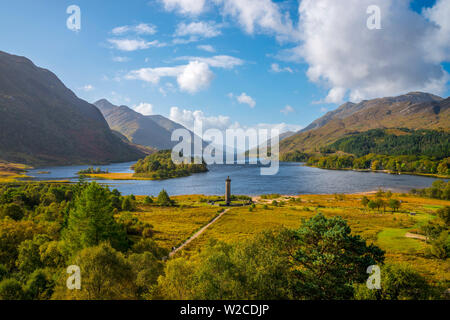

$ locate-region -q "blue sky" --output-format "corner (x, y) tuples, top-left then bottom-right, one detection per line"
(0, 0), (448, 133)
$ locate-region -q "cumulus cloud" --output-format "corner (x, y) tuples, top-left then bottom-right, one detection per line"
(197, 44), (215, 52)
(108, 39), (165, 51)
(175, 55), (244, 69)
(126, 61), (213, 93)
(422, 0), (450, 63)
(169, 107), (232, 131)
(127, 55), (243, 93)
(236, 92), (256, 108)
(159, 0), (206, 15)
(215, 0), (299, 42)
(169, 107), (302, 149)
(112, 23), (157, 35)
(280, 105), (294, 115)
(175, 21), (221, 38)
(270, 63), (293, 73)
(294, 0), (449, 103)
(177, 61), (214, 93)
(133, 103), (154, 116)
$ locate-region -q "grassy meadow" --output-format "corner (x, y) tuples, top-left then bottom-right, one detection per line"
(131, 193), (449, 287)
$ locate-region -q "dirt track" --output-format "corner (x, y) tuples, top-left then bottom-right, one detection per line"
(169, 208), (231, 257)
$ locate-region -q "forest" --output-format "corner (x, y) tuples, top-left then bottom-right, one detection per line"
(281, 129), (449, 177)
(133, 150), (208, 180)
(323, 129), (450, 158)
(0, 180), (448, 300)
(307, 154), (449, 176)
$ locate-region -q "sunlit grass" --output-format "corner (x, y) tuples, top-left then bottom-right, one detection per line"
(140, 193), (449, 285)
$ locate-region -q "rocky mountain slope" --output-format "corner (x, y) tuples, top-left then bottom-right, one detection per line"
(0, 51), (145, 166)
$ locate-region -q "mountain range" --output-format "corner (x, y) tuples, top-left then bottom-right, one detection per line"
(279, 92), (449, 154)
(0, 51), (145, 166)
(94, 99), (195, 151)
(0, 50), (448, 167)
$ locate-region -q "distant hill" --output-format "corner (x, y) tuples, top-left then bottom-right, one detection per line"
(280, 92), (449, 154)
(94, 99), (200, 151)
(246, 130), (296, 156)
(0, 51), (145, 166)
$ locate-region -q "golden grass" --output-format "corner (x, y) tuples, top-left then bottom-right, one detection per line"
(132, 197), (221, 250)
(0, 161), (31, 182)
(84, 173), (156, 180)
(136, 193), (449, 285)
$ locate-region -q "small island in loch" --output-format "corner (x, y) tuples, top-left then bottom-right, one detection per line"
(80, 150), (208, 181)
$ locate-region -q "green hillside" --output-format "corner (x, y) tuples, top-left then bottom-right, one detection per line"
(0, 51), (145, 166)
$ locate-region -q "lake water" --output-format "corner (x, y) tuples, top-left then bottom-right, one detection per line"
(25, 162), (443, 196)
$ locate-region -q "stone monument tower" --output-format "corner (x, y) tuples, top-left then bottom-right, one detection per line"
(225, 176), (231, 206)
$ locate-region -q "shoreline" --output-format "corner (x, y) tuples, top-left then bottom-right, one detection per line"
(304, 164), (449, 179)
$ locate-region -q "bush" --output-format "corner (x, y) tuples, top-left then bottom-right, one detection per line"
(144, 196), (154, 204)
(0, 278), (25, 300)
(157, 190), (174, 207)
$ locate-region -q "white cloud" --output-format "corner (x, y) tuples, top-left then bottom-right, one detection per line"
(169, 107), (301, 149)
(112, 23), (157, 35)
(159, 0), (206, 15)
(280, 105), (294, 115)
(133, 103), (154, 116)
(215, 0), (299, 42)
(423, 0), (450, 63)
(108, 39), (165, 51)
(81, 84), (94, 92)
(127, 55), (243, 93)
(112, 56), (130, 62)
(176, 55), (244, 69)
(177, 61), (214, 93)
(175, 21), (221, 38)
(169, 107), (231, 131)
(294, 0), (449, 103)
(237, 92), (256, 108)
(126, 61), (213, 93)
(197, 44), (216, 52)
(270, 63), (293, 73)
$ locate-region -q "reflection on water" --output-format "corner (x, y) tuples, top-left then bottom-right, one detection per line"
(26, 162), (442, 196)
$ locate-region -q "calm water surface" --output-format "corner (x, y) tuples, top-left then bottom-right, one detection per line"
(26, 162), (443, 196)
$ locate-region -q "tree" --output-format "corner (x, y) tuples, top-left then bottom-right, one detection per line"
(128, 252), (164, 298)
(157, 189), (173, 207)
(0, 203), (24, 221)
(388, 199), (401, 212)
(16, 235), (50, 274)
(428, 231), (449, 260)
(361, 196), (369, 208)
(121, 196), (134, 211)
(63, 182), (129, 254)
(0, 264), (8, 282)
(53, 243), (137, 300)
(144, 196), (153, 204)
(437, 206), (450, 226)
(0, 278), (25, 300)
(291, 214), (384, 299)
(368, 200), (377, 211)
(25, 269), (54, 300)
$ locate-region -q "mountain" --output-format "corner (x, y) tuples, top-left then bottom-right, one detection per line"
(280, 92), (449, 154)
(0, 51), (145, 166)
(94, 99), (199, 150)
(246, 131), (296, 156)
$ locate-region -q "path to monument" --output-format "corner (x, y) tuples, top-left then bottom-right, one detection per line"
(169, 208), (231, 257)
